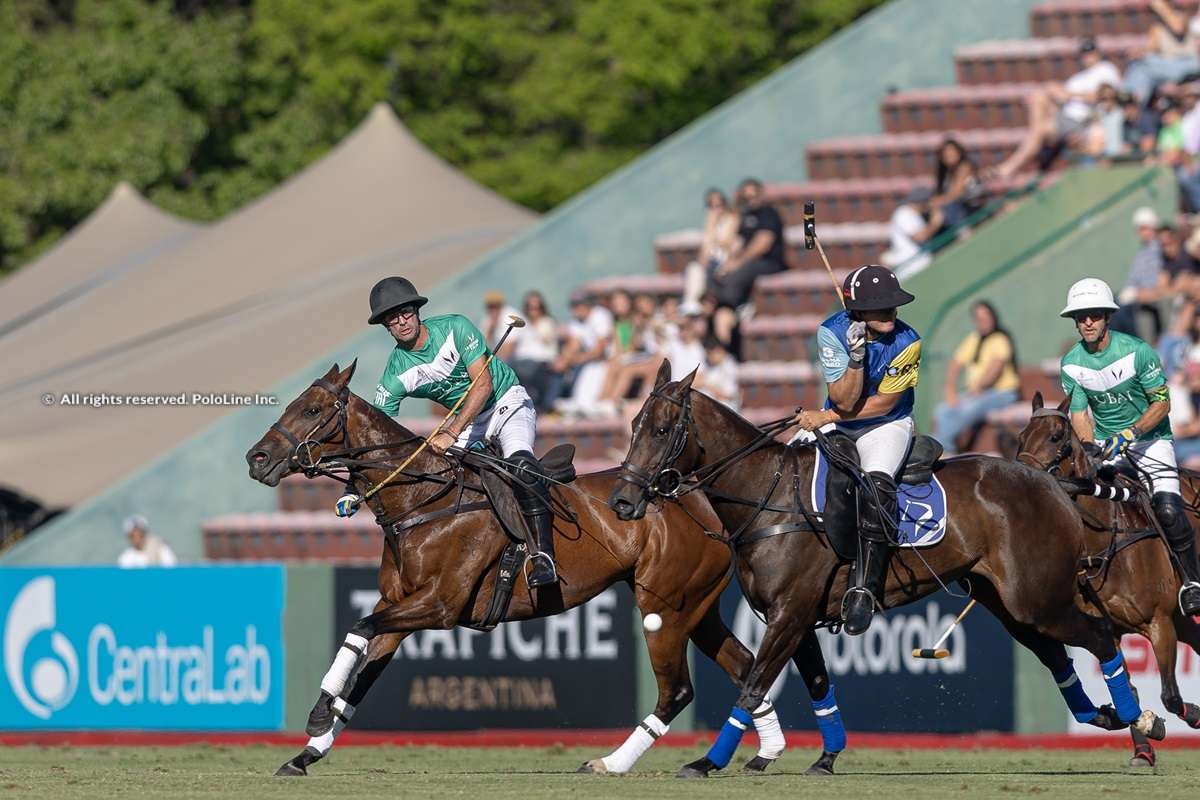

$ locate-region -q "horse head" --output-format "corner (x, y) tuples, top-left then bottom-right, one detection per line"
(609, 359), (702, 521)
(1015, 391), (1087, 477)
(246, 361), (357, 486)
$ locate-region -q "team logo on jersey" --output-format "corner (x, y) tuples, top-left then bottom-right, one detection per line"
(374, 385), (392, 407)
(879, 340), (921, 393)
(466, 334), (479, 351)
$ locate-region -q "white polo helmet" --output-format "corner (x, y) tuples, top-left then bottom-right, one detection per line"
(1060, 277), (1120, 318)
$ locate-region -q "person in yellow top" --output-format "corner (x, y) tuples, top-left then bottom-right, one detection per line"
(933, 301), (1022, 453)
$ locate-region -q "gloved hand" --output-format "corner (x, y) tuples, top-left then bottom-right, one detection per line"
(335, 493), (361, 518)
(846, 320), (867, 363)
(1099, 428), (1137, 459)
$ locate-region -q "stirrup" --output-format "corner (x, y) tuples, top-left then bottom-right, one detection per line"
(1179, 582), (1200, 616)
(525, 552), (558, 587)
(840, 586), (876, 635)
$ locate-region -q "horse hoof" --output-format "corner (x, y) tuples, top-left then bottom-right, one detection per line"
(1087, 705), (1124, 731)
(1179, 702), (1200, 729)
(804, 751), (838, 776)
(274, 759), (307, 777)
(577, 759), (608, 774)
(676, 757), (716, 778)
(305, 691), (336, 737)
(742, 755), (774, 773)
(1128, 748), (1156, 770)
(1134, 710), (1167, 742)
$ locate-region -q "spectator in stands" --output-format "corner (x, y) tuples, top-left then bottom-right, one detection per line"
(595, 291), (660, 417)
(1159, 222), (1200, 293)
(695, 335), (740, 410)
(1122, 88), (1160, 156)
(710, 178), (787, 350)
(1169, 304), (1200, 463)
(683, 189), (742, 314)
(1092, 84), (1130, 158)
(993, 38), (1122, 179)
(933, 301), (1021, 454)
(479, 290), (521, 359)
(118, 515), (177, 568)
(1111, 207), (1168, 341)
(881, 185), (942, 273)
(1123, 0), (1200, 109)
(510, 290), (561, 413)
(666, 312), (707, 381)
(932, 137), (985, 230)
(554, 291), (614, 418)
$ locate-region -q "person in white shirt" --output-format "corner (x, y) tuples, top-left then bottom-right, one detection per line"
(477, 290), (522, 360)
(1124, 0), (1200, 107)
(554, 293), (614, 417)
(881, 186), (941, 274)
(666, 314), (707, 381)
(994, 38), (1122, 179)
(117, 515), (177, 568)
(695, 336), (740, 410)
(510, 290), (562, 412)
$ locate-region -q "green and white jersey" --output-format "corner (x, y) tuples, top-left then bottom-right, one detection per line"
(374, 314), (519, 416)
(1060, 330), (1171, 441)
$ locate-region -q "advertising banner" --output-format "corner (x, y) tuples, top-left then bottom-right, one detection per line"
(333, 568), (636, 729)
(1067, 636), (1200, 736)
(694, 586), (1015, 732)
(0, 566), (285, 730)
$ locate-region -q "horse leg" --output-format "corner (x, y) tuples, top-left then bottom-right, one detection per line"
(1172, 613), (1200, 728)
(788, 628), (844, 776)
(677, 611), (809, 778)
(276, 631), (406, 776)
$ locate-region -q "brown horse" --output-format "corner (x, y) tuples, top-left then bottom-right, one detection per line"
(609, 362), (1165, 777)
(1016, 392), (1200, 759)
(245, 362), (781, 776)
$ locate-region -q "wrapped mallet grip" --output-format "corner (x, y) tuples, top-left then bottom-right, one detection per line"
(803, 201), (816, 250)
(912, 648), (951, 660)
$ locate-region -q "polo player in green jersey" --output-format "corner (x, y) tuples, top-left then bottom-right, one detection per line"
(336, 276), (558, 588)
(1059, 277), (1200, 615)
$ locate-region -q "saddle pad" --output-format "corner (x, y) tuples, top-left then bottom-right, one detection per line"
(811, 447), (948, 548)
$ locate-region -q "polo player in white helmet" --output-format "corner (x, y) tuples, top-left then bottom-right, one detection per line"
(1059, 277), (1200, 615)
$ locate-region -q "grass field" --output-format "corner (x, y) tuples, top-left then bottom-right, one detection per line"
(2, 745), (1200, 800)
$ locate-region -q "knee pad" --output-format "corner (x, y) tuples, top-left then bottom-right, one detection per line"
(1153, 491), (1187, 530)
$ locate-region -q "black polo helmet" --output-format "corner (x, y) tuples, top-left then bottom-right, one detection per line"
(841, 265), (915, 311)
(367, 276), (428, 324)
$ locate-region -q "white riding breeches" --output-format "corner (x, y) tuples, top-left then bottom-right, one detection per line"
(454, 384), (537, 458)
(840, 416), (915, 477)
(1106, 437), (1180, 497)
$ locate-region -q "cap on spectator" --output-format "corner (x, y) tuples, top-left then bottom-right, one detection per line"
(1132, 207), (1160, 229)
(123, 514), (149, 534)
(483, 290), (505, 307)
(1079, 37), (1097, 54)
(903, 185), (935, 205)
(569, 290), (591, 306)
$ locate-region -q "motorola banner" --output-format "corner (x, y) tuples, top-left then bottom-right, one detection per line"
(0, 566), (285, 730)
(694, 585), (1016, 733)
(333, 568), (636, 729)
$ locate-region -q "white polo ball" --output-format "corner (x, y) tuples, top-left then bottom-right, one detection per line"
(642, 613), (663, 632)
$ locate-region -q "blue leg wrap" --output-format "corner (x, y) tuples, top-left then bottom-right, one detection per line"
(1100, 653), (1141, 724)
(811, 685), (847, 753)
(1052, 660), (1098, 723)
(705, 706), (753, 769)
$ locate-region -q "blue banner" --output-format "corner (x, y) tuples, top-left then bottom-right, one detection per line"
(0, 566), (285, 730)
(694, 585), (1015, 733)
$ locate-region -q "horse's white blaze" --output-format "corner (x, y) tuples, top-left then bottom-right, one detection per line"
(600, 714), (668, 773)
(320, 633), (368, 696)
(753, 700), (785, 760)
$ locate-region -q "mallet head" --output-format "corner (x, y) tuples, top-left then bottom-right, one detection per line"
(507, 314), (527, 328)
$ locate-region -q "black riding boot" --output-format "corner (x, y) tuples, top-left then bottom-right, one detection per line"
(509, 451), (558, 588)
(1153, 491), (1200, 615)
(843, 471), (898, 636)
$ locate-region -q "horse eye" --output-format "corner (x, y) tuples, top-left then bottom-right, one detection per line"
(306, 406), (321, 416)
(654, 426), (669, 436)
(1050, 431), (1063, 443)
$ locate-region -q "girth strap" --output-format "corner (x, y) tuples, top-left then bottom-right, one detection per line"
(391, 500), (491, 534)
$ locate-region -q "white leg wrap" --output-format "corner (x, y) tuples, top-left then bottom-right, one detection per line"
(601, 715), (669, 774)
(752, 701), (786, 759)
(306, 716), (347, 757)
(320, 633), (369, 696)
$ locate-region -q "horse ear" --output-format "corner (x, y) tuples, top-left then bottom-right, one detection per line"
(1057, 394), (1070, 413)
(678, 366), (698, 393)
(1031, 391), (1043, 411)
(325, 363), (340, 379)
(654, 359), (672, 390)
(338, 359), (358, 385)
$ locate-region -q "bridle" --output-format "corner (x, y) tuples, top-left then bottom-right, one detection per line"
(270, 378), (351, 476)
(1016, 406), (1076, 476)
(617, 388), (700, 500)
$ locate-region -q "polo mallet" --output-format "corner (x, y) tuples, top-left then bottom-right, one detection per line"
(805, 201), (846, 309)
(912, 598), (977, 659)
(358, 313), (527, 506)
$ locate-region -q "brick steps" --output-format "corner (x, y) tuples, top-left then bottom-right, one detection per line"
(806, 128), (1026, 180)
(654, 222), (888, 275)
(955, 34), (1141, 85)
(1031, 0), (1197, 38)
(882, 83), (1037, 134)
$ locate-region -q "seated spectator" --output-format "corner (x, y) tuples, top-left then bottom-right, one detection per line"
(1122, 88), (1160, 156)
(554, 292), (614, 418)
(478, 290), (521, 359)
(993, 38), (1122, 178)
(665, 312), (707, 381)
(694, 335), (740, 410)
(683, 189), (741, 314)
(1159, 222), (1200, 299)
(595, 291), (660, 417)
(1169, 305), (1200, 462)
(932, 137), (985, 230)
(1090, 83), (1129, 158)
(1123, 0), (1200, 109)
(880, 185), (942, 273)
(1110, 207), (1168, 341)
(118, 515), (177, 568)
(933, 301), (1021, 454)
(710, 178), (787, 351)
(510, 290), (561, 413)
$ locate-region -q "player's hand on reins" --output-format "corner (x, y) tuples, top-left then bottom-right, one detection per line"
(1099, 427), (1137, 459)
(335, 493), (361, 518)
(792, 407), (834, 431)
(428, 430), (458, 455)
